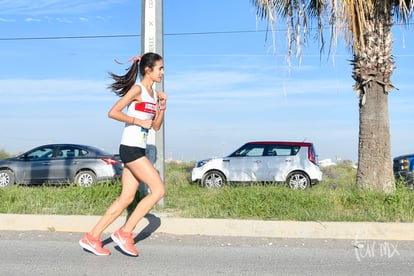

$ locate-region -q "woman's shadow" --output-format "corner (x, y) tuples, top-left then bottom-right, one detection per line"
(133, 213), (161, 242)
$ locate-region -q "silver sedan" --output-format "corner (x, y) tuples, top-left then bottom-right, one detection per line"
(0, 144), (122, 188)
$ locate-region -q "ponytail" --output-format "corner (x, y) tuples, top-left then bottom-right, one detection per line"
(108, 52), (163, 97)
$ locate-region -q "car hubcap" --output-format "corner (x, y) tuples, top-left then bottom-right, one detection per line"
(289, 174), (307, 189)
(78, 174), (93, 187)
(0, 173), (9, 187)
(205, 174), (223, 188)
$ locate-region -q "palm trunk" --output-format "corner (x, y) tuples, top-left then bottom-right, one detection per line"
(357, 81), (393, 192)
(353, 16), (395, 193)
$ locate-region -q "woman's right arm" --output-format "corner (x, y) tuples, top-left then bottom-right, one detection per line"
(108, 85), (154, 129)
(108, 85), (141, 124)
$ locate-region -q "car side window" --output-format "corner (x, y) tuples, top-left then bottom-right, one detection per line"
(26, 147), (54, 160)
(58, 148), (70, 158)
(58, 146), (86, 158)
(246, 147), (264, 157)
(267, 145), (300, 156)
(290, 146), (300, 155)
(237, 145), (265, 157)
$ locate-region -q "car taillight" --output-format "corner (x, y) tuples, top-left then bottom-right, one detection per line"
(308, 147), (317, 164)
(101, 158), (120, 165)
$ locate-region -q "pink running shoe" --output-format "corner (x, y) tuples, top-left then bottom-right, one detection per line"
(111, 228), (139, 256)
(79, 233), (110, 256)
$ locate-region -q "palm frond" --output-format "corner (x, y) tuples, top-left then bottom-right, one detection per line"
(251, 0), (325, 63)
(252, 0), (414, 58)
(393, 0), (414, 24)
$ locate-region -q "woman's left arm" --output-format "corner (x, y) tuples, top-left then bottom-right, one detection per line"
(152, 91), (167, 131)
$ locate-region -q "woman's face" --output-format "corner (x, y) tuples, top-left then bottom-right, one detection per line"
(147, 59), (164, 83)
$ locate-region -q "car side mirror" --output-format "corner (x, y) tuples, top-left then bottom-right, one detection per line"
(20, 155), (30, 160)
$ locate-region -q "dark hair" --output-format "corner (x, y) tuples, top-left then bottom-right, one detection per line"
(108, 52), (163, 97)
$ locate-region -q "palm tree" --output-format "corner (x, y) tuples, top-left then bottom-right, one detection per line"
(252, 0), (413, 192)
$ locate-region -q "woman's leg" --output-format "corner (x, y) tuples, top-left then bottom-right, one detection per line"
(122, 156), (165, 232)
(88, 167), (139, 238)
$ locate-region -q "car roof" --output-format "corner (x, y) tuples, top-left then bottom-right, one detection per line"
(30, 143), (111, 154)
(247, 141), (313, 147)
(394, 154), (414, 160)
(32, 143), (92, 149)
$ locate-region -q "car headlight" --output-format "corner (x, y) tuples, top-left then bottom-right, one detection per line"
(398, 159), (407, 164)
(196, 159), (210, 168)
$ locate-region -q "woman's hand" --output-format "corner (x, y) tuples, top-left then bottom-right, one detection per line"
(157, 91), (167, 106)
(139, 119), (153, 129)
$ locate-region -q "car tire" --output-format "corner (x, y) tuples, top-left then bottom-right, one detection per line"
(0, 170), (15, 188)
(75, 171), (97, 187)
(201, 170), (226, 189)
(286, 171), (310, 190)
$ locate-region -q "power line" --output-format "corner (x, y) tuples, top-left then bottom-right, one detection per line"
(166, 29), (269, 36)
(0, 24), (412, 41)
(0, 29), (271, 41)
(0, 34), (139, 41)
(1, 22), (412, 41)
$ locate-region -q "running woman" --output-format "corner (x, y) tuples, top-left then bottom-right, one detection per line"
(79, 52), (166, 256)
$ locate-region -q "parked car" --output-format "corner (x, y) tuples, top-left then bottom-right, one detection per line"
(0, 144), (122, 188)
(393, 154), (414, 189)
(192, 141), (322, 190)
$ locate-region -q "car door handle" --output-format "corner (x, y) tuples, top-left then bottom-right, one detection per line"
(255, 160), (262, 163)
(223, 159), (230, 162)
(42, 162), (51, 165)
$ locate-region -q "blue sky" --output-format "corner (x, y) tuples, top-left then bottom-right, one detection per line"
(0, 0), (413, 162)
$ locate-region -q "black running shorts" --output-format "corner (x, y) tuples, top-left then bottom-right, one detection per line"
(119, 145), (146, 164)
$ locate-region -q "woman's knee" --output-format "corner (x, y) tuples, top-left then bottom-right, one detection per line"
(118, 193), (136, 206)
(152, 184), (165, 200)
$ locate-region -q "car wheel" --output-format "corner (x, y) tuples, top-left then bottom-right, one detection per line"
(75, 171), (97, 187)
(201, 171), (226, 189)
(0, 170), (15, 188)
(286, 171), (310, 190)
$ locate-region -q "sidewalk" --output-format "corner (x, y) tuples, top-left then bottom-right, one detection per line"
(1, 213), (414, 241)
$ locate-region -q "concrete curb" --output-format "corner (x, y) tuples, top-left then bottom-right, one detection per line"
(1, 214), (413, 241)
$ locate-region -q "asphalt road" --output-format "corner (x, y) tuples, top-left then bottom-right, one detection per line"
(1, 231), (414, 276)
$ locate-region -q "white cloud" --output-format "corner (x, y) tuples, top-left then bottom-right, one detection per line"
(167, 68), (352, 106)
(0, 78), (111, 103)
(0, 17), (15, 22)
(0, 0), (128, 15)
(55, 17), (73, 24)
(25, 17), (41, 22)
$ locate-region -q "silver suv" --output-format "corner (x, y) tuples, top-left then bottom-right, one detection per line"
(191, 141), (322, 189)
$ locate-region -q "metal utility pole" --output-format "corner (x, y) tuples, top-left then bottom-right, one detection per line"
(141, 0), (165, 205)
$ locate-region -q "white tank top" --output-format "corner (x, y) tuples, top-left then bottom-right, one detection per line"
(120, 83), (156, 148)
